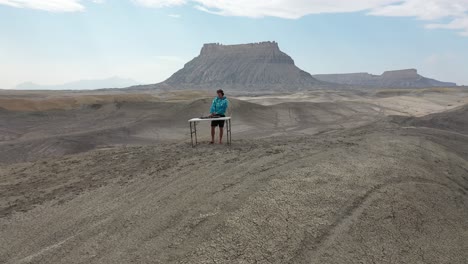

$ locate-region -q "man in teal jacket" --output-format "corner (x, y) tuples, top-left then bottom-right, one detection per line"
(209, 89), (229, 144)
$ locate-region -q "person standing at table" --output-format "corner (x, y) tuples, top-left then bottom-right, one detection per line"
(209, 89), (229, 144)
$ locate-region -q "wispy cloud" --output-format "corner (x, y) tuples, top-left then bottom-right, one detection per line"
(131, 0), (186, 8)
(191, 0), (396, 19)
(426, 16), (468, 36)
(370, 0), (468, 20)
(0, 0), (85, 12)
(133, 0), (468, 36)
(1, 0), (468, 36)
(369, 0), (468, 36)
(168, 13), (181, 18)
(0, 0), (103, 12)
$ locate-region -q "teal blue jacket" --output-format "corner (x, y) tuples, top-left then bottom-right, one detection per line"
(210, 96), (228, 115)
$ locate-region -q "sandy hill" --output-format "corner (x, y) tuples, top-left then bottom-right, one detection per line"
(134, 42), (326, 91)
(314, 69), (457, 88)
(0, 119), (467, 263)
(1, 90), (468, 263)
(395, 104), (468, 134)
(2, 88), (468, 164)
(0, 97), (383, 164)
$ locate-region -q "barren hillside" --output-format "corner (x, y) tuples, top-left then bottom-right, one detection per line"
(0, 90), (467, 263)
(135, 42), (326, 91)
(0, 118), (467, 263)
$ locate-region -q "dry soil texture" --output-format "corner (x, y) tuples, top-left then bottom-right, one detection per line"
(0, 88), (467, 263)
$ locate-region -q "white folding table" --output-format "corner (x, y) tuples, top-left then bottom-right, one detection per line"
(188, 117), (232, 147)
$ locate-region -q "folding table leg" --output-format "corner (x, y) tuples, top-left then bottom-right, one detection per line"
(190, 122), (194, 147)
(227, 119), (232, 146)
(194, 122), (198, 145)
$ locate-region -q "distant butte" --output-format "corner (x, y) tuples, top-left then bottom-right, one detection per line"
(313, 69), (456, 88)
(155, 41), (326, 91)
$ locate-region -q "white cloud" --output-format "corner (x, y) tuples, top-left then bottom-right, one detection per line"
(369, 0), (468, 36)
(2, 0), (468, 36)
(168, 13), (181, 18)
(369, 0), (468, 20)
(427, 16), (468, 36)
(132, 0), (468, 36)
(0, 0), (103, 12)
(132, 0), (186, 8)
(191, 0), (396, 19)
(0, 0), (84, 12)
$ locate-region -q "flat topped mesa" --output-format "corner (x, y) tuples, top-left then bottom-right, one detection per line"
(202, 41), (279, 49)
(200, 41), (280, 56)
(162, 41), (324, 91)
(381, 69), (419, 79)
(313, 68), (456, 88)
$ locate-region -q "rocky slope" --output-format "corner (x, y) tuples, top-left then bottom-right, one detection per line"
(395, 104), (468, 134)
(1, 120), (467, 263)
(137, 42), (326, 91)
(1, 91), (468, 263)
(0, 98), (383, 164)
(314, 69), (457, 88)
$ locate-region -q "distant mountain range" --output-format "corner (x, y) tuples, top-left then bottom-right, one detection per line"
(15, 77), (140, 90)
(313, 69), (456, 88)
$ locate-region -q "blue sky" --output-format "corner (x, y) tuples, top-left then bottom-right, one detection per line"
(1, 0), (468, 89)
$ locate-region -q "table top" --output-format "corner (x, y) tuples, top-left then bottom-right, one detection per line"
(189, 117), (231, 122)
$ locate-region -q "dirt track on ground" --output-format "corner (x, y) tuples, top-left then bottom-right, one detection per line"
(0, 89), (467, 263)
(0, 121), (467, 263)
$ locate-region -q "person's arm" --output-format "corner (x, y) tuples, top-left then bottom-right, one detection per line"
(210, 99), (216, 115)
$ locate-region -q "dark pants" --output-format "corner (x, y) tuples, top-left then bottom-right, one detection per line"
(211, 115), (225, 127)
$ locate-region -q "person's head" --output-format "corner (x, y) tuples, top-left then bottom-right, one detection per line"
(216, 89), (224, 98)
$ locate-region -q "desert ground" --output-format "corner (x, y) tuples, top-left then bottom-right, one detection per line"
(0, 87), (468, 263)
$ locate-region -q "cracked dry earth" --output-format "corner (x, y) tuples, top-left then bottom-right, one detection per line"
(0, 121), (467, 263)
